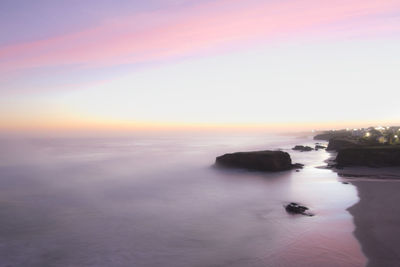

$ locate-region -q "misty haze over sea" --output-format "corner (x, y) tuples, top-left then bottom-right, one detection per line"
(1, 0), (399, 265)
(0, 133), (366, 267)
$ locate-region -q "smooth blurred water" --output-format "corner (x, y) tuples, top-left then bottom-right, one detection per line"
(0, 133), (366, 267)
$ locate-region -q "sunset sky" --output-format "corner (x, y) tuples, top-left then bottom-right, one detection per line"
(1, 0), (399, 134)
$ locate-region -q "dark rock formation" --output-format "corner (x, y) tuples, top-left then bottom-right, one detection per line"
(292, 145), (313, 152)
(215, 150), (299, 172)
(315, 144), (326, 150)
(336, 146), (400, 167)
(326, 139), (360, 151)
(285, 202), (313, 216)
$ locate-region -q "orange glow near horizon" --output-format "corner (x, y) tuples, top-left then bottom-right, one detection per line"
(1, 114), (398, 137)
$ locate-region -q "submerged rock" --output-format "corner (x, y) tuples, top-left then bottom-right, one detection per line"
(292, 145), (313, 152)
(215, 150), (299, 172)
(285, 202), (313, 216)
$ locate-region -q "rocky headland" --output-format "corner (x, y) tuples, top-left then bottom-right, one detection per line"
(313, 130), (353, 141)
(326, 139), (360, 151)
(336, 146), (400, 168)
(316, 126), (400, 167)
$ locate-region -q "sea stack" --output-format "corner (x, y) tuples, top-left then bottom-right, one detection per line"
(215, 150), (297, 172)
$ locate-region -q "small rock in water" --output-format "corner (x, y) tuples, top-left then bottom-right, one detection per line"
(285, 202), (314, 216)
(292, 163), (304, 169)
(315, 145), (327, 150)
(292, 145), (313, 152)
(342, 181), (349, 184)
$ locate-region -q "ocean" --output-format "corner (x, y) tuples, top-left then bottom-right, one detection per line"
(0, 133), (366, 266)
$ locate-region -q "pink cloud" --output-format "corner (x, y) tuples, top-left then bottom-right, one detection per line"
(1, 0), (399, 72)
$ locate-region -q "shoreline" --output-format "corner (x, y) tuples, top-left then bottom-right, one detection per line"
(314, 128), (400, 266)
(346, 173), (400, 267)
(313, 135), (400, 266)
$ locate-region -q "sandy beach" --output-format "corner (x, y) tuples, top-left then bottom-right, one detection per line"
(347, 173), (400, 267)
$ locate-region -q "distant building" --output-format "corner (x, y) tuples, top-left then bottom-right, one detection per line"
(377, 136), (387, 144)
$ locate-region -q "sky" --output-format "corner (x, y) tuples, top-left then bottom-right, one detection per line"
(1, 0), (400, 134)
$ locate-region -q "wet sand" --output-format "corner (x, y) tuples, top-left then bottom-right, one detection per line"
(347, 171), (400, 267)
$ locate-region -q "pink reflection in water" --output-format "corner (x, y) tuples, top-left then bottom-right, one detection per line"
(0, 134), (366, 266)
